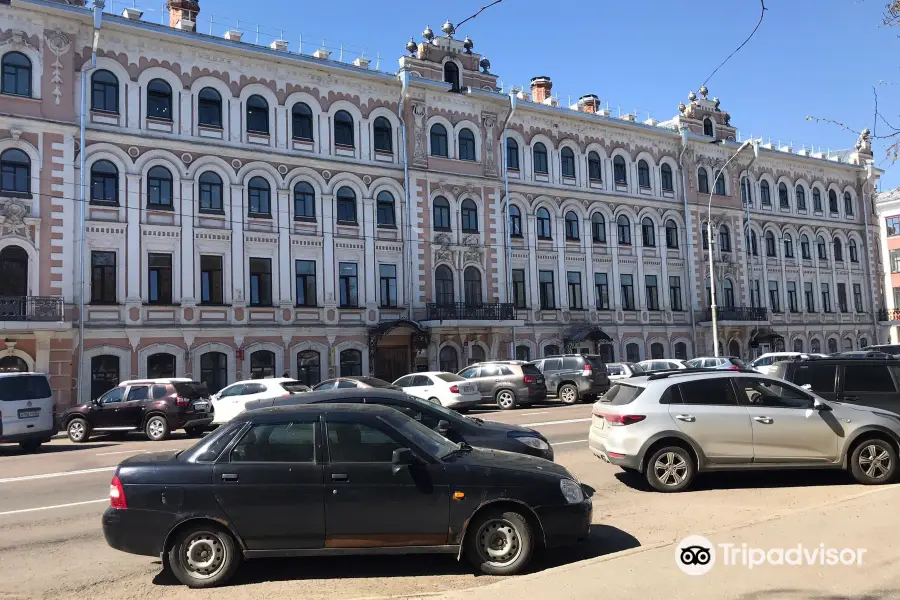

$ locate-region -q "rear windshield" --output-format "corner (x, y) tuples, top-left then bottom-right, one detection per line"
(521, 364), (542, 376)
(0, 375), (52, 401)
(599, 383), (643, 405)
(436, 373), (465, 383)
(281, 381), (309, 394)
(729, 358), (748, 368)
(584, 356), (607, 370)
(172, 381), (209, 399)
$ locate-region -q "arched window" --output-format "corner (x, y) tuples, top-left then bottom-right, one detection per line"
(536, 207), (552, 239)
(617, 215), (631, 245)
(0, 148), (30, 194)
(376, 190), (395, 226)
(698, 167), (709, 194)
(544, 345), (560, 357)
(793, 339), (804, 353)
(833, 238), (843, 261)
(661, 163), (673, 191)
(701, 222), (709, 250)
(626, 343), (640, 362)
(296, 350), (321, 387)
(147, 165), (173, 208)
(650, 342), (665, 360)
(458, 128), (476, 161)
(470, 345), (486, 364)
(247, 176), (271, 216)
(336, 186), (357, 223)
(638, 160), (651, 188)
(723, 279), (735, 308)
(90, 160), (118, 205)
(245, 95), (269, 134)
(334, 110), (354, 147)
(703, 117), (713, 137)
(591, 213), (606, 243)
(430, 124), (449, 157)
(783, 233), (794, 258)
(90, 355), (119, 399)
(661, 220), (677, 249)
(813, 188), (823, 211)
(91, 70), (119, 113)
(249, 350), (276, 379)
(760, 180), (771, 206)
(292, 102), (314, 141)
(674, 342), (687, 360)
(373, 116), (393, 153)
(801, 234), (811, 259)
(197, 87), (222, 128)
(200, 352), (227, 394)
(533, 142), (549, 174)
(146, 78), (172, 120)
(293, 181), (315, 219)
(849, 239), (859, 263)
(811, 338), (822, 353)
(147, 353), (176, 379)
(509, 205), (522, 236)
(198, 171), (223, 213)
(588, 151), (603, 182)
(796, 185), (806, 210)
(515, 345), (531, 362)
(443, 61), (460, 91)
(439, 346), (459, 373)
(827, 338), (838, 354)
(843, 338), (853, 352)
(817, 235), (827, 260)
(561, 147), (576, 178)
(506, 138), (519, 170)
(463, 267), (482, 305)
(741, 177), (752, 206)
(1, 51), (31, 96)
(765, 230), (776, 257)
(641, 217), (656, 247)
(613, 156), (627, 184)
(565, 211), (579, 240)
(860, 337), (869, 349)
(844, 192), (854, 215)
(340, 349), (363, 377)
(778, 182), (789, 208)
(714, 170), (726, 196)
(0, 245), (27, 298)
(749, 230), (758, 256)
(433, 196), (451, 230)
(461, 199), (479, 233)
(828, 189), (838, 213)
(719, 225), (731, 252)
(435, 265), (455, 305)
(729, 340), (741, 358)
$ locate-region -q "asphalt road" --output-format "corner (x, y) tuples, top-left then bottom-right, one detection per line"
(0, 400), (893, 600)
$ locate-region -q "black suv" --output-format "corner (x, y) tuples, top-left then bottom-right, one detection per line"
(529, 354), (610, 404)
(772, 357), (900, 413)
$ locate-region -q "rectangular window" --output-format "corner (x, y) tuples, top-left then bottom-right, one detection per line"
(595, 273), (610, 310)
(677, 378), (738, 406)
(787, 281), (798, 313)
(538, 270), (555, 309)
(887, 216), (900, 237)
(249, 258), (272, 306)
(90, 251), (117, 304)
(147, 253), (173, 305)
(891, 250), (900, 273)
(768, 280), (780, 313)
(512, 269), (527, 309)
(645, 275), (659, 310)
(894, 287), (900, 309)
(804, 281), (814, 312)
(750, 280), (761, 308)
(821, 283), (831, 313)
(621, 274), (635, 310)
(853, 283), (863, 313)
(200, 255), (223, 304)
(567, 272), (582, 310)
(837, 282), (848, 313)
(295, 260), (316, 307)
(379, 264), (398, 308)
(669, 276), (682, 311)
(339, 262), (359, 308)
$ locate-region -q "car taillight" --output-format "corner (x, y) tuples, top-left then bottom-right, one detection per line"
(175, 396), (189, 407)
(449, 385), (459, 393)
(109, 475), (127, 509)
(603, 414), (646, 426)
(727, 366), (740, 371)
(582, 363), (592, 376)
(524, 375), (536, 384)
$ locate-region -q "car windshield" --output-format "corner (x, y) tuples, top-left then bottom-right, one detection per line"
(280, 381), (309, 393)
(436, 373), (465, 383)
(379, 410), (457, 458)
(356, 377), (397, 388)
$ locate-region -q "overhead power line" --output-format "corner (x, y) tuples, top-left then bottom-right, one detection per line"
(699, 0), (767, 89)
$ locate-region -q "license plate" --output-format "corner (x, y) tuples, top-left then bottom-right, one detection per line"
(462, 385), (475, 394)
(18, 408), (40, 419)
(192, 402), (209, 411)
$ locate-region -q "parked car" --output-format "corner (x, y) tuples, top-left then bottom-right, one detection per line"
(102, 402), (591, 588)
(60, 379), (213, 443)
(863, 344), (900, 355)
(684, 356), (748, 370)
(245, 388), (555, 460)
(392, 372), (481, 410)
(770, 355), (900, 413)
(529, 354), (610, 404)
(211, 378), (309, 425)
(312, 376), (399, 391)
(606, 362), (645, 381)
(457, 361), (547, 410)
(748, 353), (828, 375)
(637, 359), (687, 373)
(589, 369), (900, 492)
(0, 372), (56, 453)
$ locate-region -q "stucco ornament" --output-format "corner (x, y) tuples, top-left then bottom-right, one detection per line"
(412, 102), (427, 164)
(44, 29), (71, 105)
(482, 114), (496, 174)
(1, 199), (30, 240)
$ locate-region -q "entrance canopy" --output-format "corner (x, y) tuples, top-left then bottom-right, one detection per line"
(564, 325), (613, 354)
(750, 329), (785, 348)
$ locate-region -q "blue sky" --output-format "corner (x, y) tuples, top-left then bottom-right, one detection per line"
(127, 0), (900, 187)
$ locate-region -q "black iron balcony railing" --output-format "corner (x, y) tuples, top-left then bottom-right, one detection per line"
(700, 306), (769, 322)
(878, 308), (900, 322)
(426, 302), (517, 321)
(0, 296), (65, 321)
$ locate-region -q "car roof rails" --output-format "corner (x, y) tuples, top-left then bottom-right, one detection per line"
(646, 367), (757, 380)
(793, 352), (898, 361)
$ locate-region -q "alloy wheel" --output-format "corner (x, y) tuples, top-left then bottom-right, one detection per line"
(496, 391), (514, 409)
(68, 421), (85, 441)
(858, 444), (892, 480)
(147, 418), (165, 440)
(654, 451), (688, 487)
(560, 386), (577, 404)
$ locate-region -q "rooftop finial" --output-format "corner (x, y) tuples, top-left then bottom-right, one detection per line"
(422, 25), (434, 42)
(463, 35), (473, 53)
(405, 38), (417, 56)
(699, 85), (709, 99)
(441, 19), (456, 37)
(688, 90), (696, 102)
(479, 56), (491, 73)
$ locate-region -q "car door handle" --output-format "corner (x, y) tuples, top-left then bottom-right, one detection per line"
(844, 396), (859, 402)
(221, 473), (239, 482)
(331, 473), (349, 482)
(753, 416), (774, 424)
(674, 414), (695, 422)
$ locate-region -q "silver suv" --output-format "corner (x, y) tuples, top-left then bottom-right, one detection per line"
(589, 370), (900, 492)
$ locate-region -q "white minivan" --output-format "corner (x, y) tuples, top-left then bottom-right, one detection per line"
(0, 372), (56, 452)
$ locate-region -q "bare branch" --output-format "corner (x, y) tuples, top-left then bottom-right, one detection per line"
(805, 115), (862, 135)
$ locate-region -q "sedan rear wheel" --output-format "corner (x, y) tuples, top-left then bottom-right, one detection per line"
(466, 509), (533, 575)
(559, 384), (579, 405)
(495, 389), (517, 410)
(168, 524), (240, 588)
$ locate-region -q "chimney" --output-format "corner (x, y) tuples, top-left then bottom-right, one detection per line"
(353, 56), (370, 69)
(122, 7), (144, 20)
(270, 39), (288, 52)
(530, 76), (552, 104)
(313, 48), (331, 60)
(224, 30), (243, 42)
(167, 0), (199, 32)
(578, 94), (599, 114)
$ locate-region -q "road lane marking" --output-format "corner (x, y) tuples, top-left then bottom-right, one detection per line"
(0, 466), (115, 484)
(521, 417), (591, 427)
(0, 499), (107, 516)
(552, 439), (588, 445)
(517, 410), (552, 416)
(95, 447), (180, 456)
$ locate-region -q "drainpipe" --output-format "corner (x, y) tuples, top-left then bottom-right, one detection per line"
(397, 69), (416, 356)
(678, 127), (697, 356)
(500, 91), (517, 360)
(77, 0), (104, 403)
(861, 162), (878, 344)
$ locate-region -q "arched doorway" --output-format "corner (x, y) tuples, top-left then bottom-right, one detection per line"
(728, 340), (741, 358)
(368, 319), (429, 381)
(0, 355), (28, 372)
(0, 246), (28, 320)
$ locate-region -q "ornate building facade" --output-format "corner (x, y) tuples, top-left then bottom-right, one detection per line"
(0, 0), (883, 406)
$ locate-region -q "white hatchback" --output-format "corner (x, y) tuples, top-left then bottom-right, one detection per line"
(749, 353), (828, 375)
(211, 378), (309, 424)
(392, 372), (482, 410)
(0, 372), (56, 452)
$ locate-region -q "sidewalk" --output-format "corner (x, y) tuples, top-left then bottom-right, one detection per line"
(432, 485), (900, 600)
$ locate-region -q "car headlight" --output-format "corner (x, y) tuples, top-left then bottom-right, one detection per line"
(515, 436), (550, 451)
(559, 479), (584, 504)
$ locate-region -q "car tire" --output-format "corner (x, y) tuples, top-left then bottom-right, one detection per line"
(645, 446), (695, 493)
(184, 426), (205, 438)
(495, 389), (517, 410)
(849, 438), (898, 485)
(167, 523), (241, 588)
(67, 417), (91, 443)
(466, 508), (534, 575)
(18, 440), (42, 453)
(145, 415), (170, 441)
(559, 384), (579, 405)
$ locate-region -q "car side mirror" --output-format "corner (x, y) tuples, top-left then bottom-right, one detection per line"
(436, 420), (450, 436)
(92, 398), (102, 407)
(391, 448), (416, 473)
(801, 384), (813, 391)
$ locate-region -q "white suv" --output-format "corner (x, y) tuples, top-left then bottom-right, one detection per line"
(589, 370), (900, 492)
(211, 378), (309, 424)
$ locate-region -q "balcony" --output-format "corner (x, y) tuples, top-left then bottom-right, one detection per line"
(422, 302), (522, 328)
(697, 306), (769, 325)
(878, 308), (900, 324)
(0, 296), (68, 329)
